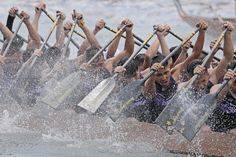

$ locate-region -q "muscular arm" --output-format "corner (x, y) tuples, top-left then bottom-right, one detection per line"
(0, 22), (13, 41)
(171, 31), (205, 81)
(157, 34), (171, 65)
(24, 19), (41, 49)
(106, 34), (122, 59)
(54, 20), (65, 49)
(80, 25), (100, 49)
(104, 28), (134, 72)
(145, 39), (160, 59)
(173, 49), (187, 67)
(143, 76), (156, 99)
(77, 27), (103, 56)
(209, 31), (234, 84)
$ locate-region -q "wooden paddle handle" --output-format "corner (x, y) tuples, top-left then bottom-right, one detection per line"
(168, 30), (221, 61)
(42, 9), (85, 39)
(104, 25), (149, 50)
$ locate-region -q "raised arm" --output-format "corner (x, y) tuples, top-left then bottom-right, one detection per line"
(153, 24), (171, 65)
(31, 2), (45, 33)
(6, 7), (18, 33)
(0, 22), (13, 41)
(171, 20), (208, 81)
(54, 11), (68, 49)
(73, 10), (101, 49)
(105, 19), (134, 69)
(20, 11), (41, 49)
(78, 19), (105, 56)
(209, 22), (234, 84)
(106, 23), (125, 59)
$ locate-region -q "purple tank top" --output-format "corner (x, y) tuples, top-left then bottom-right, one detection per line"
(132, 77), (177, 108)
(219, 93), (236, 114)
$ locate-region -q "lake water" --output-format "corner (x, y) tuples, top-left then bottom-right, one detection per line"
(0, 0), (235, 157)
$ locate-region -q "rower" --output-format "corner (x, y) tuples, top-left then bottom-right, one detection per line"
(0, 7), (24, 81)
(96, 56), (144, 116)
(58, 10), (135, 111)
(171, 20), (208, 83)
(207, 61), (236, 133)
(125, 24), (178, 123)
(178, 21), (234, 101)
(22, 2), (44, 62)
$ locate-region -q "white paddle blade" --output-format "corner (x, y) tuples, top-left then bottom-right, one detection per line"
(77, 77), (116, 113)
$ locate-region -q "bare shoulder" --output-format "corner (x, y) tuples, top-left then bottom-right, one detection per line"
(210, 84), (221, 93)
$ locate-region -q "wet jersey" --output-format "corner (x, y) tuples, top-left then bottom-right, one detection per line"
(126, 77), (178, 123)
(207, 92), (236, 132)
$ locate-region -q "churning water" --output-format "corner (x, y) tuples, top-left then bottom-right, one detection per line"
(0, 0), (235, 156)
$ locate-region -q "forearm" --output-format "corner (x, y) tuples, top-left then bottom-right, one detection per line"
(54, 20), (66, 49)
(173, 50), (187, 66)
(32, 12), (41, 32)
(223, 32), (234, 61)
(106, 35), (122, 59)
(145, 39), (160, 59)
(209, 32), (234, 84)
(143, 77), (156, 99)
(123, 30), (134, 56)
(158, 35), (171, 64)
(0, 22), (13, 41)
(80, 25), (100, 49)
(25, 20), (41, 46)
(192, 31), (205, 57)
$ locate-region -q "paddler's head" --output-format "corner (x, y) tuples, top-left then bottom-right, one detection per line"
(226, 61), (236, 98)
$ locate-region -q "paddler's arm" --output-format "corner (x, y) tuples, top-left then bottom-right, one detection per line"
(0, 22), (13, 42)
(20, 11), (41, 49)
(209, 22), (234, 85)
(154, 24), (172, 66)
(54, 11), (68, 49)
(210, 69), (236, 102)
(171, 20), (208, 81)
(104, 19), (134, 73)
(5, 7), (17, 38)
(143, 63), (163, 99)
(73, 10), (101, 50)
(107, 22), (125, 59)
(78, 19), (106, 56)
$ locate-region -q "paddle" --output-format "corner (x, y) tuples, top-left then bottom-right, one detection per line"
(77, 30), (157, 113)
(9, 16), (59, 105)
(106, 28), (200, 122)
(42, 8), (83, 49)
(1, 15), (24, 56)
(104, 25), (149, 50)
(39, 25), (127, 109)
(175, 66), (236, 141)
(155, 28), (227, 135)
(15, 13), (51, 48)
(168, 30), (222, 61)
